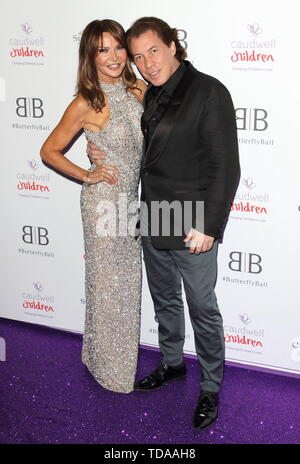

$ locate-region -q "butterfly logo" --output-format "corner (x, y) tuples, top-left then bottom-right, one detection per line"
(239, 313), (251, 325)
(27, 160), (39, 170)
(33, 282), (43, 292)
(242, 177), (256, 190)
(247, 23), (262, 36)
(21, 23), (33, 34)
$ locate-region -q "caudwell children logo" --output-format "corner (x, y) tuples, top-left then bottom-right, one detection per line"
(16, 159), (50, 197)
(22, 282), (56, 315)
(224, 314), (265, 354)
(9, 23), (45, 64)
(230, 177), (270, 222)
(231, 23), (276, 71)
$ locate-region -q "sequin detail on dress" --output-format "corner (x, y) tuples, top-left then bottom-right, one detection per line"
(80, 80), (143, 393)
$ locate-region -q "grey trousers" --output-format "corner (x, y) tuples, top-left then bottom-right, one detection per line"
(142, 236), (225, 393)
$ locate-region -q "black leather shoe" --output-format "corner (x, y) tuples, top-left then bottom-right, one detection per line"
(192, 391), (218, 430)
(134, 361), (187, 391)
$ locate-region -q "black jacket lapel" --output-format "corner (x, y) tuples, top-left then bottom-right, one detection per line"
(142, 65), (196, 170)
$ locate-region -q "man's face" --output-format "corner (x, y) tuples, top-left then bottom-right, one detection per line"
(130, 29), (179, 86)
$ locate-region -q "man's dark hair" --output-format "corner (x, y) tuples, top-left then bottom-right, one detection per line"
(126, 17), (187, 62)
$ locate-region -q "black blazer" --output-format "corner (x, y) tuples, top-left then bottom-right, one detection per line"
(141, 60), (240, 249)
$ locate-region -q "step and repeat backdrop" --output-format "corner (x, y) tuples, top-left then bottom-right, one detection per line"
(1, 0), (299, 376)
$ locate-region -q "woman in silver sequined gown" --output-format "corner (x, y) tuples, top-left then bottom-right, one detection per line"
(81, 79), (143, 393)
(41, 20), (146, 393)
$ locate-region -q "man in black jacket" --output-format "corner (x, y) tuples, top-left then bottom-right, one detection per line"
(89, 17), (240, 431)
(128, 17), (240, 431)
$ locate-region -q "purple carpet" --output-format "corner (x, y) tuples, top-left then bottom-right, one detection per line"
(0, 317), (299, 444)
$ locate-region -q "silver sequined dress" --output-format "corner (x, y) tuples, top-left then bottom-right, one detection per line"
(80, 80), (143, 393)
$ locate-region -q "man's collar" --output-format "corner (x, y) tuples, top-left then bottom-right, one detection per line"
(145, 61), (187, 101)
(150, 61), (187, 97)
(161, 60), (187, 96)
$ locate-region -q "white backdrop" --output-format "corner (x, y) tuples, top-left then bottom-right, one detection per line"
(1, 0), (300, 376)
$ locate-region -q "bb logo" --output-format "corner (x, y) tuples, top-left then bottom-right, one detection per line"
(22, 226), (49, 246)
(228, 251), (262, 274)
(16, 98), (44, 118)
(177, 29), (188, 50)
(235, 108), (268, 131)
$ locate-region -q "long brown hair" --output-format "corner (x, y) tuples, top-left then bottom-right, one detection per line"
(126, 17), (187, 62)
(76, 19), (137, 112)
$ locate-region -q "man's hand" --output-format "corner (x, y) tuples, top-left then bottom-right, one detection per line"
(87, 141), (106, 164)
(184, 229), (214, 254)
(84, 164), (120, 185)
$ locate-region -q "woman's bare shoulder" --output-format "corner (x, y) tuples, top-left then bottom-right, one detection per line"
(67, 94), (90, 114)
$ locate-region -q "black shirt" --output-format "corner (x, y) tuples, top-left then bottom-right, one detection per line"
(141, 61), (187, 149)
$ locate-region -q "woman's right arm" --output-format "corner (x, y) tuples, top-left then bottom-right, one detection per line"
(40, 96), (91, 182)
(40, 96), (120, 184)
